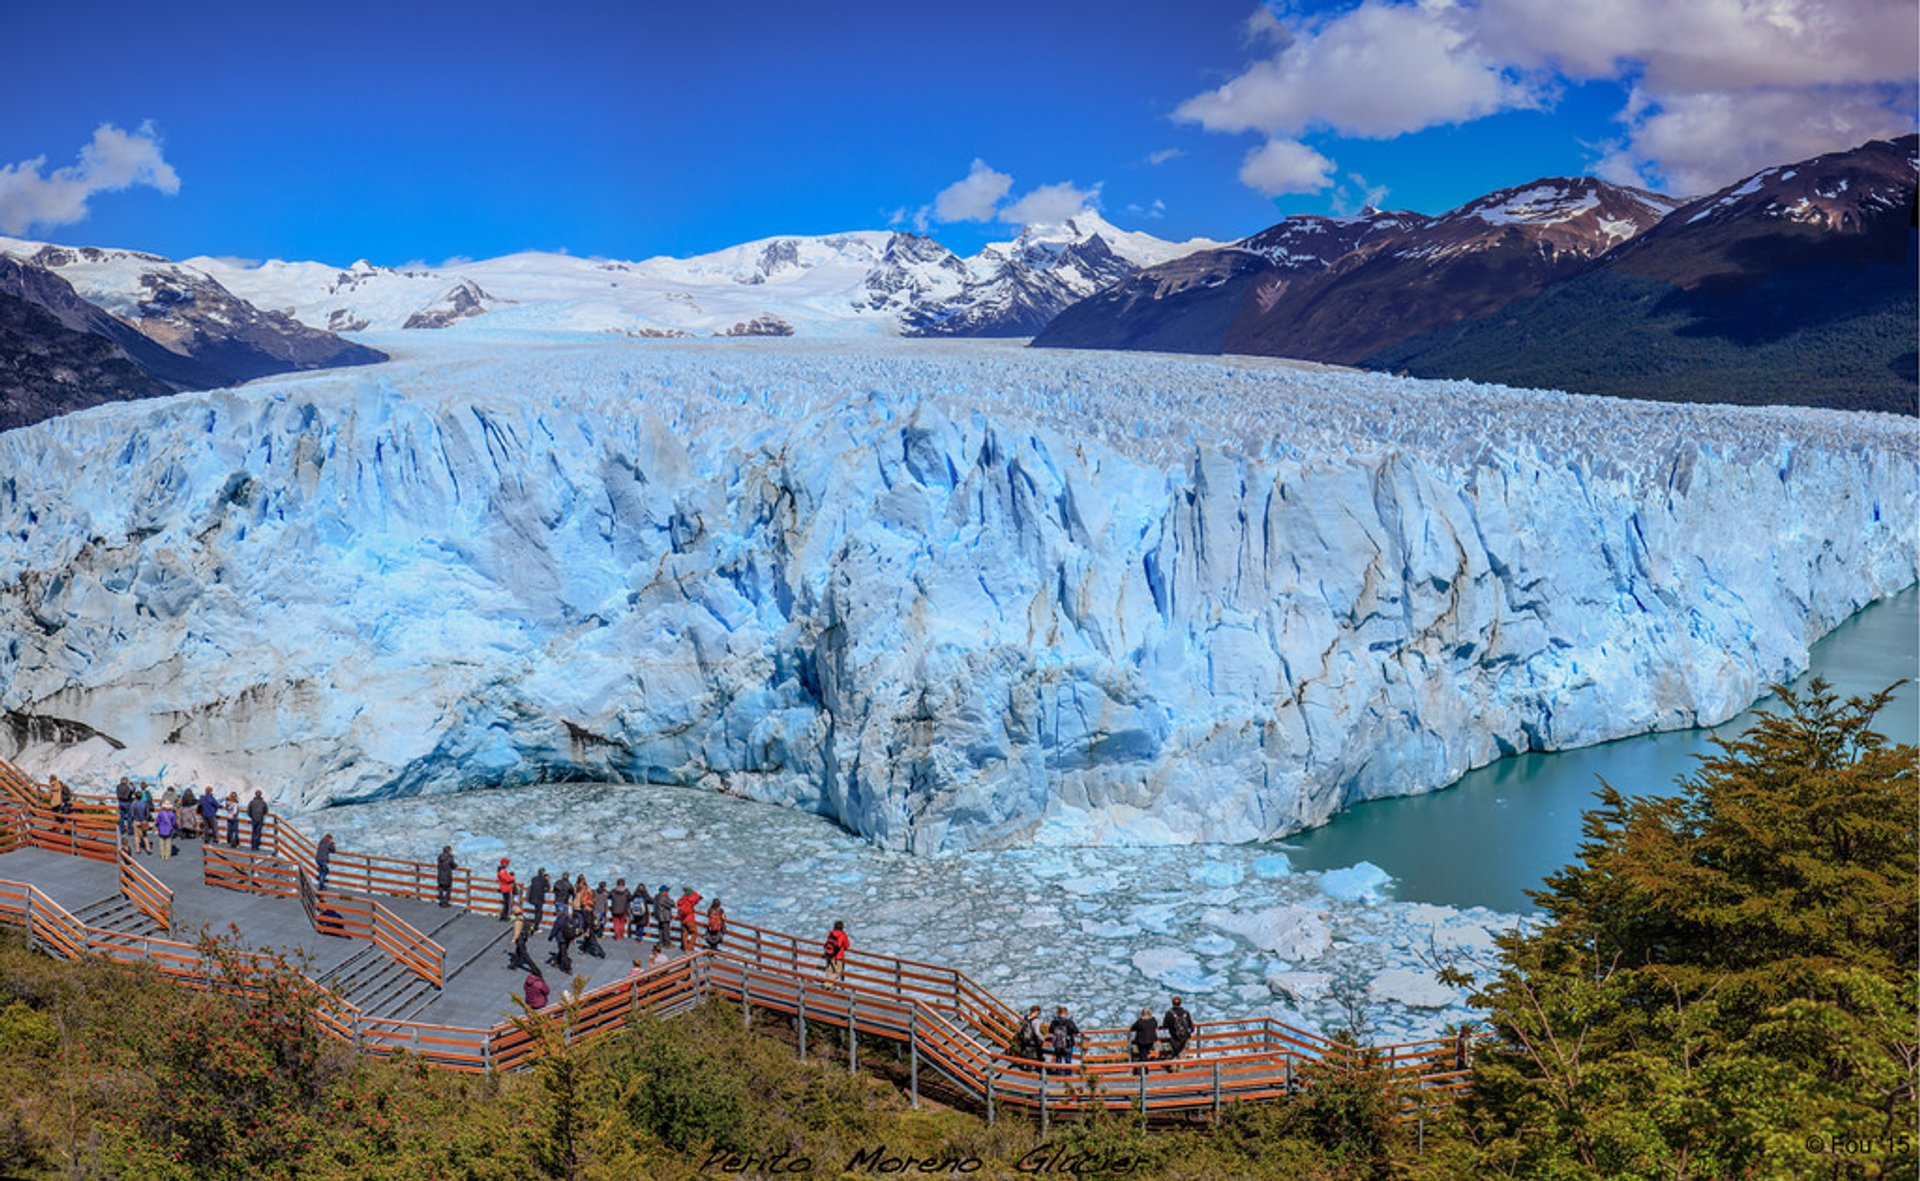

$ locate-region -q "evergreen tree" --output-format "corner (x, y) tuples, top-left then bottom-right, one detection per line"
(1455, 681), (1917, 1179)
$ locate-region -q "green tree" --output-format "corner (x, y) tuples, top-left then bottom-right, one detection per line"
(1455, 680), (1918, 1180)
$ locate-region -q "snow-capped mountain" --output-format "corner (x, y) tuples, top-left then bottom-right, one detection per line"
(0, 241), (385, 431)
(1035, 179), (1681, 360)
(188, 213), (1219, 340)
(1371, 134), (1919, 413)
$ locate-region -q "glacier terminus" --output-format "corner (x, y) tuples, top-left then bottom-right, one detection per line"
(1, 335), (1913, 854)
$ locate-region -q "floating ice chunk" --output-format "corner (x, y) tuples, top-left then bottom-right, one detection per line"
(1265, 970), (1332, 1005)
(828, 870), (866, 885)
(1203, 904), (1331, 960)
(1058, 874), (1113, 897)
(1129, 903), (1179, 933)
(1191, 934), (1236, 956)
(1250, 853), (1293, 879)
(1318, 861), (1392, 903)
(1189, 861), (1245, 888)
(657, 827), (689, 841)
(1080, 919), (1141, 939)
(1131, 948), (1223, 994)
(1368, 967), (1463, 1009)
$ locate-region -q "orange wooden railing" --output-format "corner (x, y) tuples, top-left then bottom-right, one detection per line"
(0, 755), (1481, 1114)
(117, 844), (173, 932)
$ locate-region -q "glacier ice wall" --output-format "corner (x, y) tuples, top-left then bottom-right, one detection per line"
(2, 338), (1914, 852)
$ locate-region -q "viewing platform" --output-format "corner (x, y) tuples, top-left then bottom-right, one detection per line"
(0, 757), (1472, 1126)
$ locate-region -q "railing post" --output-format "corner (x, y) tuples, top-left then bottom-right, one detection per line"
(1417, 1113), (1425, 1154)
(1138, 1062), (1147, 1113)
(742, 968), (752, 1028)
(986, 1067), (996, 1125)
(797, 982), (808, 1060)
(908, 1009), (920, 1109)
(848, 993), (857, 1075)
(1211, 1061), (1222, 1123)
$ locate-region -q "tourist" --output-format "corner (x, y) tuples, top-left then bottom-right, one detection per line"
(1048, 1006), (1079, 1070)
(315, 833), (336, 890)
(676, 886), (703, 952)
(822, 919), (850, 985)
(436, 846), (457, 907)
(651, 885), (673, 952)
(523, 966), (550, 1010)
(1453, 1027), (1471, 1073)
(579, 909), (606, 960)
(704, 899), (727, 951)
(573, 877), (596, 932)
(593, 880), (611, 936)
(627, 955), (648, 977)
(197, 787), (219, 842)
(526, 868), (550, 928)
(608, 879), (632, 941)
(130, 787), (153, 855)
(246, 790), (268, 849)
(175, 788), (197, 841)
(496, 858), (517, 921)
(221, 792), (240, 847)
(546, 907), (575, 974)
(1129, 1008), (1159, 1064)
(51, 777), (72, 836)
(507, 913), (537, 973)
(155, 799), (177, 859)
(1017, 1005), (1046, 1062)
(1161, 996), (1194, 1061)
(115, 777), (134, 842)
(552, 873), (573, 923)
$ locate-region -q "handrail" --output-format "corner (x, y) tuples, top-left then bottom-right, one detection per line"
(0, 756), (1479, 1106)
(117, 844), (173, 931)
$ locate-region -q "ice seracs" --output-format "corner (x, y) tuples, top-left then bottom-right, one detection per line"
(0, 336), (1911, 856)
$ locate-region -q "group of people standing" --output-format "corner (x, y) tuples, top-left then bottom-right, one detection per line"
(106, 778), (271, 858)
(497, 860), (743, 1007)
(1016, 996), (1198, 1071)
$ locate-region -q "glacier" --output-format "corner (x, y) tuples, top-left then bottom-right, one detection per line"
(1, 335), (1914, 853)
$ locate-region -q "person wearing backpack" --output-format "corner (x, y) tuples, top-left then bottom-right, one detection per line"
(1016, 1005), (1046, 1062)
(1162, 996), (1195, 1061)
(703, 899), (727, 950)
(115, 777), (134, 842)
(1048, 1006), (1080, 1070)
(822, 920), (850, 984)
(246, 790), (268, 850)
(130, 788), (153, 855)
(547, 907), (575, 974)
(436, 846), (458, 907)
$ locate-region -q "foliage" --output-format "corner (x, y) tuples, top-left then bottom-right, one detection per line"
(1452, 680), (1919, 1179)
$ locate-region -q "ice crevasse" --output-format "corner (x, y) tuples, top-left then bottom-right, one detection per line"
(1, 338), (1913, 853)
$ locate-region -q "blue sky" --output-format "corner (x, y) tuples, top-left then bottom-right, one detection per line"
(2, 0), (1912, 265)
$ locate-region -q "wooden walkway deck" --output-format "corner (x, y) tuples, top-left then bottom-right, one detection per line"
(0, 757), (1473, 1125)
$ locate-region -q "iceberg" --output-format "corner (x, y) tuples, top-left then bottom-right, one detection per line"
(0, 336), (1913, 854)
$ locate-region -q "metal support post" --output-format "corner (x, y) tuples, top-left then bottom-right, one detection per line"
(848, 993), (858, 1074)
(908, 1010), (920, 1108)
(986, 1067), (996, 1125)
(1211, 1061), (1222, 1123)
(1040, 1072), (1050, 1135)
(797, 983), (808, 1059)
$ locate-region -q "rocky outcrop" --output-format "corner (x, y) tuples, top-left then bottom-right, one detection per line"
(402, 279), (499, 329)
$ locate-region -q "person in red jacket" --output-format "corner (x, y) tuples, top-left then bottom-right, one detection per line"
(823, 920), (850, 984)
(496, 857), (517, 922)
(676, 886), (702, 951)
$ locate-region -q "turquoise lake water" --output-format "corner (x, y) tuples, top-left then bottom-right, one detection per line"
(1282, 586), (1920, 913)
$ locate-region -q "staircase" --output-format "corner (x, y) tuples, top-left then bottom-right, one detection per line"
(318, 945), (439, 1019)
(71, 894), (164, 955)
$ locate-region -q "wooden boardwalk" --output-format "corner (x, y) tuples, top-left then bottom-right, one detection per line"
(0, 757), (1473, 1125)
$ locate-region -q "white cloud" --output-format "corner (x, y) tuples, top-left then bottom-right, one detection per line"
(1145, 148), (1185, 166)
(1595, 84), (1917, 194)
(1126, 198), (1169, 219)
(1183, 1), (1918, 199)
(1176, 3), (1543, 141)
(998, 180), (1101, 226)
(932, 159), (1014, 223)
(1238, 138), (1336, 196)
(0, 122), (180, 235)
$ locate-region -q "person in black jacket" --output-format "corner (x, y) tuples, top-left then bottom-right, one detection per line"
(546, 907), (575, 974)
(527, 869), (550, 928)
(1162, 996), (1195, 1061)
(1048, 1006), (1080, 1071)
(652, 887), (675, 952)
(506, 914), (537, 972)
(436, 846), (457, 907)
(246, 791), (268, 849)
(315, 833), (336, 891)
(608, 879), (633, 940)
(115, 777), (134, 842)
(1129, 1008), (1160, 1064)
